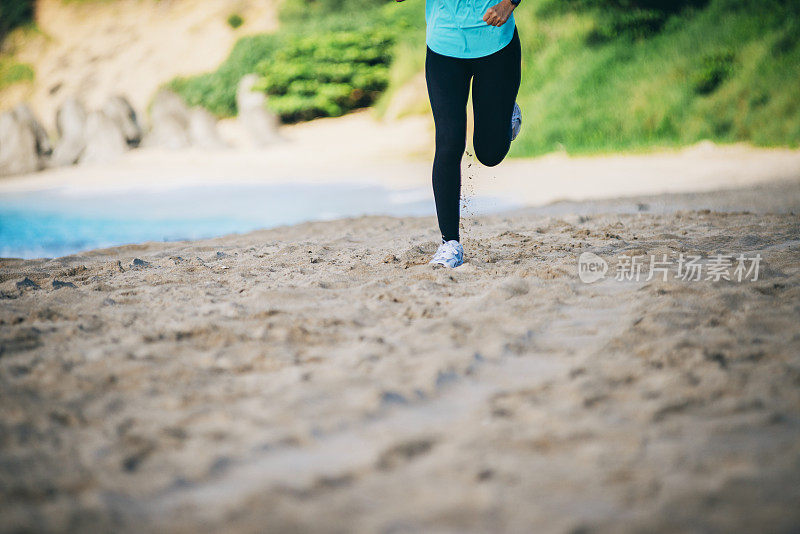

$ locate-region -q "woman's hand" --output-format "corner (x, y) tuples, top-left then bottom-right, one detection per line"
(483, 0), (516, 26)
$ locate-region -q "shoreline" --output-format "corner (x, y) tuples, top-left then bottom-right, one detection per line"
(3, 178), (797, 263)
(0, 109), (798, 208)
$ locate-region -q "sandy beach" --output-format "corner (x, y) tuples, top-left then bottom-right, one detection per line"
(2, 0), (799, 529)
(1, 175), (799, 532)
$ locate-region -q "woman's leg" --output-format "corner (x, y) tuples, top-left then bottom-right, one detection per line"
(425, 47), (471, 243)
(471, 27), (522, 167)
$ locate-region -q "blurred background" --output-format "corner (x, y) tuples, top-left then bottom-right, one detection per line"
(1, 0), (798, 258)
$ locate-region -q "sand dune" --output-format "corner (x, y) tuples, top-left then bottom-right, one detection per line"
(1, 179), (798, 532)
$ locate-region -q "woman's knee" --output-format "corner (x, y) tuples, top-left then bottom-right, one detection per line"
(435, 134), (466, 163)
(474, 142), (508, 167)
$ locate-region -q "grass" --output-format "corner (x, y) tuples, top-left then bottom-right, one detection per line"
(507, 0), (800, 156)
(0, 60), (34, 90)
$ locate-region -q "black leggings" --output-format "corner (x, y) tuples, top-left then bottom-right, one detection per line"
(425, 26), (521, 243)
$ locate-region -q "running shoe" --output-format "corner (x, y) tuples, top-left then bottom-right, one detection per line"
(429, 239), (464, 268)
(511, 102), (522, 141)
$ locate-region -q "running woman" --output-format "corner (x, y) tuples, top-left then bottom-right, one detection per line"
(400, 0), (523, 267)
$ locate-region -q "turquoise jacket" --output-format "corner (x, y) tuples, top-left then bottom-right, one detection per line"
(425, 0), (516, 59)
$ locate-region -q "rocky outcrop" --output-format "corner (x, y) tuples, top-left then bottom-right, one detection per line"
(145, 89), (192, 149)
(51, 98), (88, 167)
(80, 111), (128, 164)
(13, 104), (53, 159)
(2, 84), (244, 177)
(0, 111), (41, 176)
(145, 89), (225, 149)
(102, 95), (143, 148)
(50, 96), (139, 166)
(188, 107), (225, 149)
(236, 74), (281, 147)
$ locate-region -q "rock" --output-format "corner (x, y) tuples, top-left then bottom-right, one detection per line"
(188, 107), (225, 149)
(50, 96), (140, 167)
(236, 74), (281, 147)
(13, 104), (52, 158)
(103, 95), (143, 148)
(146, 89), (223, 150)
(0, 104), (52, 176)
(145, 89), (191, 149)
(0, 110), (40, 176)
(52, 280), (76, 289)
(51, 98), (88, 167)
(80, 111), (128, 164)
(15, 277), (40, 290)
(130, 258), (151, 269)
(380, 391), (408, 406)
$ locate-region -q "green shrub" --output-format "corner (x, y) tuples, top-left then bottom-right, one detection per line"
(254, 29), (394, 122)
(692, 51), (736, 95)
(227, 13), (244, 29)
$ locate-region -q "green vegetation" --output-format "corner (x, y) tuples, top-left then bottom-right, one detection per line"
(691, 51), (737, 95)
(253, 29), (394, 122)
(167, 1), (398, 118)
(278, 0), (393, 24)
(0, 60), (34, 90)
(227, 13), (244, 29)
(506, 0), (800, 155)
(0, 0), (35, 42)
(168, 34), (284, 117)
(169, 0), (799, 155)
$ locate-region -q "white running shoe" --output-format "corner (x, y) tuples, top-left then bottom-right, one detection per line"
(429, 239), (464, 268)
(511, 102), (522, 141)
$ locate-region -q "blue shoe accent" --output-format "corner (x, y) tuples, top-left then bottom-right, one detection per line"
(429, 240), (464, 268)
(511, 102), (522, 141)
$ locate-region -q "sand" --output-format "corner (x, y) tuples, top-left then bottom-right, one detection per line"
(1, 177), (799, 533)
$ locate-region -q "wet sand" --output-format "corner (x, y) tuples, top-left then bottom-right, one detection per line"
(1, 179), (799, 533)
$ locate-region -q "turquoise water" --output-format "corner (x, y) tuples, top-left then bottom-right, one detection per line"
(0, 183), (518, 259)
